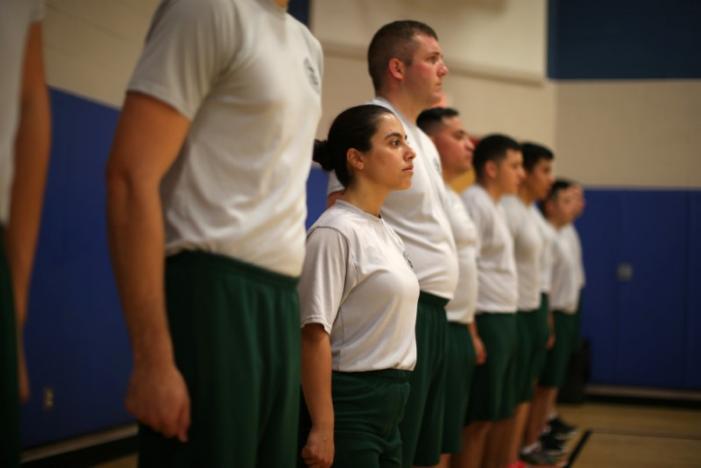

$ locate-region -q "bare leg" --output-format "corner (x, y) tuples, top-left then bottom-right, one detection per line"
(485, 417), (514, 468)
(506, 402), (530, 464)
(452, 422), (492, 468)
(525, 386), (558, 446)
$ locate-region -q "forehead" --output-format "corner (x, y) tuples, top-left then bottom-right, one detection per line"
(375, 112), (404, 134)
(411, 33), (442, 55)
(504, 148), (523, 162)
(440, 115), (464, 132)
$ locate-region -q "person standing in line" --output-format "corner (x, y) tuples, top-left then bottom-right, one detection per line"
(1, 1), (51, 466)
(528, 180), (581, 452)
(459, 134), (524, 468)
(500, 143), (556, 467)
(299, 104), (419, 468)
(106, 0), (323, 466)
(416, 107), (484, 468)
(543, 181), (586, 439)
(326, 21), (459, 468)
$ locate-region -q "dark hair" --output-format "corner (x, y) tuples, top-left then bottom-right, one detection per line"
(472, 134), (521, 180)
(313, 104), (393, 187)
(367, 20), (438, 92)
(416, 107), (459, 135)
(538, 178), (573, 214)
(521, 142), (554, 172)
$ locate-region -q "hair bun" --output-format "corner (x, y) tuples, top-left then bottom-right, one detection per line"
(312, 139), (334, 171)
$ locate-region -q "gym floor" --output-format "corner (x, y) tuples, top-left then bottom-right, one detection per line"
(87, 402), (701, 468)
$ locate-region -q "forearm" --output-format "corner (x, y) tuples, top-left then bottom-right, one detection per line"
(469, 321), (479, 339)
(107, 171), (173, 367)
(301, 325), (334, 430)
(6, 73), (51, 327)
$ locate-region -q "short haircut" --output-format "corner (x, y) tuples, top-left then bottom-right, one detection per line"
(538, 178), (573, 214)
(472, 134), (521, 180)
(416, 107), (459, 135)
(367, 20), (438, 92)
(521, 142), (554, 172)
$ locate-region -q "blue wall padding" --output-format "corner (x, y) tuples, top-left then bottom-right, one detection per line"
(615, 191), (687, 387)
(22, 89), (132, 447)
(575, 191), (622, 385)
(686, 192), (701, 388)
(578, 188), (700, 390)
(548, 0), (701, 79)
(305, 166), (329, 228)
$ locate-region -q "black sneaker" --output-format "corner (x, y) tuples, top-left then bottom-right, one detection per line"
(520, 448), (559, 466)
(539, 432), (566, 456)
(547, 416), (577, 440)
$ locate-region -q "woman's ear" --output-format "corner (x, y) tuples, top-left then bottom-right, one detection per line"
(346, 148), (366, 173)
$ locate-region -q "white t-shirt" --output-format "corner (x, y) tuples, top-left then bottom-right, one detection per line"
(298, 200), (420, 372)
(502, 195), (544, 310)
(128, 0), (323, 277)
(327, 98), (458, 300)
(0, 0), (44, 224)
(550, 226), (580, 313)
(531, 205), (557, 294)
(461, 185), (518, 313)
(445, 190), (479, 324)
(561, 224), (586, 289)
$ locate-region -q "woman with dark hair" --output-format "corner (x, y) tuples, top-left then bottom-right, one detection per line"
(298, 104), (419, 468)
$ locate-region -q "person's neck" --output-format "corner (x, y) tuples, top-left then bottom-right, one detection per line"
(377, 90), (424, 123)
(518, 185), (536, 205)
(340, 182), (388, 218)
(549, 217), (568, 229)
(480, 180), (503, 203)
(442, 169), (459, 186)
(274, 0), (288, 8)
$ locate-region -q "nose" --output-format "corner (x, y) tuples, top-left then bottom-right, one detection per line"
(438, 60), (448, 77)
(465, 138), (475, 152)
(405, 147), (416, 161)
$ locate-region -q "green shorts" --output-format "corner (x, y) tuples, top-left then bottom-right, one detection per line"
(539, 311), (578, 388)
(441, 323), (476, 453)
(514, 302), (549, 403)
(139, 251), (301, 468)
(301, 370), (411, 468)
(0, 231), (20, 468)
(466, 313), (518, 423)
(398, 291), (448, 468)
(531, 293), (550, 380)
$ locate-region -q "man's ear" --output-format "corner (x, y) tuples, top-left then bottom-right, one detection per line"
(484, 159), (498, 180)
(388, 57), (406, 82)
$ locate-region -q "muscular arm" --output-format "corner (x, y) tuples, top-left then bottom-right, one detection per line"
(106, 92), (190, 440)
(300, 324), (334, 467)
(6, 23), (51, 402)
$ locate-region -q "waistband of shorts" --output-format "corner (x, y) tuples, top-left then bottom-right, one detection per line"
(166, 250), (299, 289)
(333, 369), (412, 381)
(418, 290), (450, 309)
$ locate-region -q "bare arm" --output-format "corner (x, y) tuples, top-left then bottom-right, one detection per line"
(6, 22), (51, 402)
(106, 92), (190, 440)
(469, 321), (487, 365)
(300, 324), (334, 467)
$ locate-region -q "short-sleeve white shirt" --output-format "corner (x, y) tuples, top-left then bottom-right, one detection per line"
(298, 200), (420, 372)
(128, 0), (323, 277)
(550, 226), (581, 313)
(502, 195), (544, 310)
(445, 190), (479, 324)
(327, 98), (458, 300)
(461, 185), (518, 313)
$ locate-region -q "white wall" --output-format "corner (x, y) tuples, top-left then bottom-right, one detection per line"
(43, 0), (159, 107)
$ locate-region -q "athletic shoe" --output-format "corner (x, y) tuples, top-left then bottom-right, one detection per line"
(520, 448), (559, 466)
(540, 432), (566, 456)
(547, 416), (577, 440)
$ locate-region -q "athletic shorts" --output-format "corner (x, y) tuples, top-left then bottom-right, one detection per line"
(398, 291), (448, 467)
(441, 323), (476, 453)
(139, 251), (301, 468)
(466, 313), (518, 423)
(0, 228), (20, 468)
(300, 370), (411, 468)
(539, 310), (578, 388)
